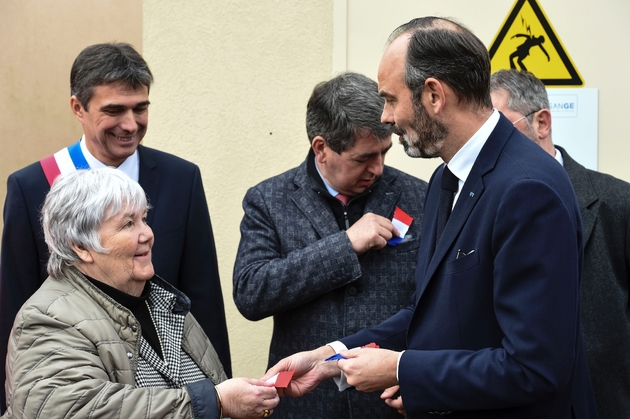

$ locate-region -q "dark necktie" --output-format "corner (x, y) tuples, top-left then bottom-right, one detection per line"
(436, 166), (459, 246)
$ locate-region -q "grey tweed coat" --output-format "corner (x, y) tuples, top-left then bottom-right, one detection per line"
(558, 146), (630, 419)
(233, 155), (427, 419)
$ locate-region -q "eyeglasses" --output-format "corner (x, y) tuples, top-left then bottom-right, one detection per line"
(512, 109), (540, 125)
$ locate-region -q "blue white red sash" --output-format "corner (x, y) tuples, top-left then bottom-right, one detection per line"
(40, 140), (90, 186)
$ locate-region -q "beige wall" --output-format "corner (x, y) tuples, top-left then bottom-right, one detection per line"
(0, 0), (143, 236)
(142, 0), (333, 377)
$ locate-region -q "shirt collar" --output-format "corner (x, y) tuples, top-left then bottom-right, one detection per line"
(80, 135), (140, 182)
(314, 154), (340, 197)
(446, 109), (500, 205)
(447, 109), (500, 184)
(553, 147), (564, 166)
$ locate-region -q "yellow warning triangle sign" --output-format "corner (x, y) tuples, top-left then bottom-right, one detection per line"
(488, 0), (583, 86)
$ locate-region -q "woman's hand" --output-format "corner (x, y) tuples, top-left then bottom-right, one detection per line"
(216, 377), (279, 419)
(262, 346), (340, 398)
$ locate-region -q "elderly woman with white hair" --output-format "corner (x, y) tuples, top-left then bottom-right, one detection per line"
(2, 168), (279, 419)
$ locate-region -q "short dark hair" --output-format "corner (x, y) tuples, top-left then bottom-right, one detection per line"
(70, 42), (153, 110)
(390, 17), (492, 110)
(306, 72), (392, 154)
(490, 69), (549, 124)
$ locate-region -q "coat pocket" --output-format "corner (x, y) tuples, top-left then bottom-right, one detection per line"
(444, 248), (479, 275)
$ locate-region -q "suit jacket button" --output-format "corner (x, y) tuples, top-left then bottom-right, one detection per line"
(347, 286), (357, 296)
(130, 325), (138, 333)
(127, 352), (133, 359)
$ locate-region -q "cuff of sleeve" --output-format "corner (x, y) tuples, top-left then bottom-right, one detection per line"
(327, 341), (348, 354)
(328, 342), (353, 391)
(186, 378), (221, 419)
(396, 350), (405, 382)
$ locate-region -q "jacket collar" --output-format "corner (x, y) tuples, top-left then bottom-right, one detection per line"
(63, 267), (191, 321)
(292, 152), (402, 239)
(136, 145), (160, 227)
(556, 145), (598, 245)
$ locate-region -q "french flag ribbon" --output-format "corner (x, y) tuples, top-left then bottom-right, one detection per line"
(325, 342), (380, 361)
(387, 206), (413, 246)
(40, 140), (90, 186)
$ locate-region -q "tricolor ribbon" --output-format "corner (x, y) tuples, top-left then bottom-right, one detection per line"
(325, 342), (380, 361)
(40, 140), (90, 186)
(387, 206), (413, 246)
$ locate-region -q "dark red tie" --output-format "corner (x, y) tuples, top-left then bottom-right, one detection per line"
(335, 193), (350, 206)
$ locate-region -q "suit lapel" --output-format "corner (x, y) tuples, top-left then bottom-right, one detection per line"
(429, 174), (485, 272)
(558, 146), (598, 246)
(417, 116), (514, 299)
(364, 169), (401, 218)
(291, 162), (340, 239)
(137, 145), (160, 227)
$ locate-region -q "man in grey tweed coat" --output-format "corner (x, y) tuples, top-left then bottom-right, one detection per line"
(233, 72), (427, 418)
(491, 69), (630, 419)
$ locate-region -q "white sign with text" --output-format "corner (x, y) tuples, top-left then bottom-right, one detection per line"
(547, 88), (598, 170)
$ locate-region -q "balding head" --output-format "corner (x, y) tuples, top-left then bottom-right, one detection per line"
(490, 69), (555, 156)
(386, 17), (492, 111)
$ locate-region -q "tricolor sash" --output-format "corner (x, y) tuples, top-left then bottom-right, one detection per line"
(40, 140), (90, 186)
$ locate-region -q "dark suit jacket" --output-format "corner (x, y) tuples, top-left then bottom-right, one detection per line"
(0, 144), (231, 411)
(342, 115), (598, 418)
(233, 155), (427, 418)
(558, 146), (630, 419)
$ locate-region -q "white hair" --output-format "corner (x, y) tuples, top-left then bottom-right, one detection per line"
(41, 168), (149, 279)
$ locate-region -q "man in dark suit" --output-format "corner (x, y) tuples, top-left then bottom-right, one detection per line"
(233, 72), (427, 418)
(0, 43), (231, 412)
(490, 68), (629, 419)
(264, 17), (598, 418)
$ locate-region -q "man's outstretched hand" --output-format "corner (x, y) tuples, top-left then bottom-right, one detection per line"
(262, 346), (340, 398)
(337, 347), (399, 392)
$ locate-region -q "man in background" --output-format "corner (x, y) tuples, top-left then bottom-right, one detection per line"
(491, 68), (630, 419)
(233, 72), (427, 418)
(1, 43), (231, 412)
